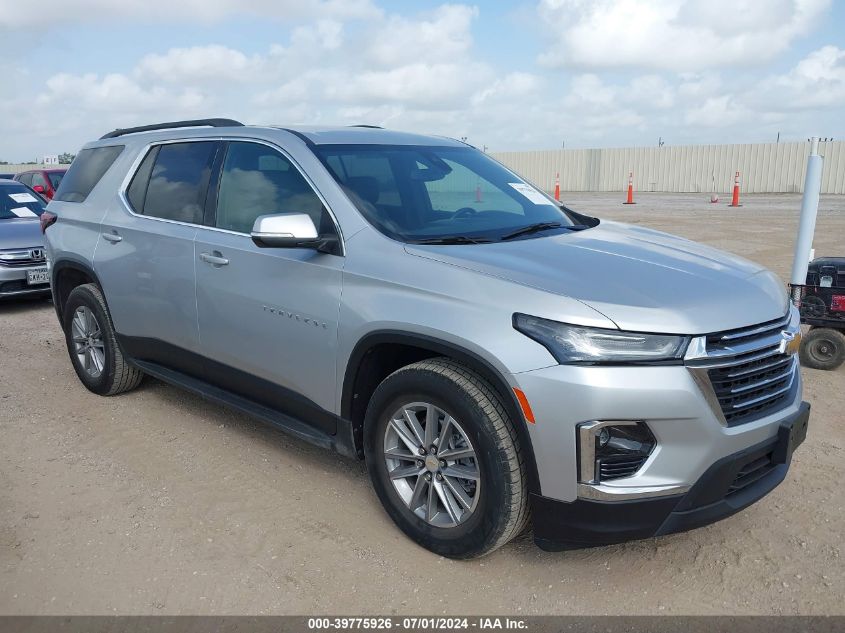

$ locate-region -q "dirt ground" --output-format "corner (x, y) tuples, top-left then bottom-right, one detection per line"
(1, 193), (843, 615)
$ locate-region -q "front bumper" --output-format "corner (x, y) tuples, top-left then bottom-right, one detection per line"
(0, 264), (50, 297)
(532, 401), (809, 550)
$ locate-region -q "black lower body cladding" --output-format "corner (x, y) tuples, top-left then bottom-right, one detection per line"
(533, 402), (810, 551)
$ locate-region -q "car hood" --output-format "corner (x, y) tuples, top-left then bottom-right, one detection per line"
(405, 221), (788, 335)
(0, 218), (43, 250)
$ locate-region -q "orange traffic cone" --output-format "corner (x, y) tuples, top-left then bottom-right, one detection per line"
(554, 172), (560, 201)
(729, 171), (741, 207)
(623, 172), (635, 204)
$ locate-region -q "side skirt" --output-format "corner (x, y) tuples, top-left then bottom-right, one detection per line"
(131, 359), (359, 459)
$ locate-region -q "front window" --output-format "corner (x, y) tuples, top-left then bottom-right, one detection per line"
(216, 141), (328, 234)
(315, 144), (577, 243)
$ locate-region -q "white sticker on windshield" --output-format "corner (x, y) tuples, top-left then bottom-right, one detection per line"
(8, 192), (39, 204)
(9, 206), (38, 218)
(508, 182), (552, 206)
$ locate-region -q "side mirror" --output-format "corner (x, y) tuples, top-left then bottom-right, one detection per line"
(250, 213), (339, 254)
(32, 185), (45, 193)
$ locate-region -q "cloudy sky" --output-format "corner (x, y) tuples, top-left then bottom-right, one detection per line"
(0, 0), (843, 161)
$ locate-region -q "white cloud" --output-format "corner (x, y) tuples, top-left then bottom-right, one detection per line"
(136, 46), (259, 83)
(365, 5), (479, 67)
(38, 73), (205, 113)
(677, 73), (723, 100)
(537, 0), (830, 71)
(330, 63), (493, 109)
(751, 45), (845, 110)
(13, 4), (498, 153)
(0, 0), (379, 27)
(1, 1), (844, 160)
(684, 95), (752, 127)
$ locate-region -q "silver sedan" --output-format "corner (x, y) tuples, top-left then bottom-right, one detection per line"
(0, 179), (50, 299)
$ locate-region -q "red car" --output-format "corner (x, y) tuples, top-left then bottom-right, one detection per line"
(14, 168), (67, 200)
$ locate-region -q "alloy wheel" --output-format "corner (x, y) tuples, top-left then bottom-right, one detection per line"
(71, 306), (105, 378)
(383, 402), (480, 528)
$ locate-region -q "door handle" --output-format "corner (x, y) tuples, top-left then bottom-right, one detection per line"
(101, 232), (122, 243)
(200, 251), (229, 266)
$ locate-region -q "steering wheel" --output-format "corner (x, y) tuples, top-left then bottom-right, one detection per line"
(452, 207), (477, 219)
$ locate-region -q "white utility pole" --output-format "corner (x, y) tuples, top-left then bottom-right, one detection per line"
(790, 137), (824, 303)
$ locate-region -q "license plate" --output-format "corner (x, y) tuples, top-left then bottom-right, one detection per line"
(26, 268), (50, 285)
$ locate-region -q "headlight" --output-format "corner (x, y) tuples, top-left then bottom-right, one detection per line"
(513, 313), (689, 364)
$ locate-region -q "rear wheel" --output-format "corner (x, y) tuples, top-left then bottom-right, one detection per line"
(63, 283), (144, 395)
(364, 358), (529, 558)
(799, 327), (845, 370)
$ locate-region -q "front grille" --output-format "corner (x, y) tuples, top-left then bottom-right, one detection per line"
(0, 248), (46, 267)
(727, 452), (776, 496)
(693, 313), (797, 426)
(1, 259), (46, 268)
(598, 455), (648, 481)
(0, 280), (49, 293)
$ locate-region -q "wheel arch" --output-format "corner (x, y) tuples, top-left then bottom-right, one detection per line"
(51, 259), (104, 322)
(341, 330), (540, 494)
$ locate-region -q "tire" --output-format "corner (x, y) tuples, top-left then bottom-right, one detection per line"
(363, 358), (529, 558)
(799, 327), (845, 371)
(62, 283), (144, 395)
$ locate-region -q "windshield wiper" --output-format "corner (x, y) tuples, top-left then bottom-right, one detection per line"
(411, 235), (493, 245)
(500, 222), (563, 241)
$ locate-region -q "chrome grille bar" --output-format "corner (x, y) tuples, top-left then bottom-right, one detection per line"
(722, 366), (795, 395)
(714, 314), (791, 342)
(686, 308), (799, 426)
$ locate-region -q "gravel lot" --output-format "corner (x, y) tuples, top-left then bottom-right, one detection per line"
(1, 193), (843, 615)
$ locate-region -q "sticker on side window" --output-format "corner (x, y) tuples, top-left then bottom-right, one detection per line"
(8, 192), (39, 204)
(508, 182), (552, 206)
(9, 206), (38, 218)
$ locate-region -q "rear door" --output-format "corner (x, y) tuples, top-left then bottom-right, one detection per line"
(193, 140), (344, 431)
(95, 140), (221, 377)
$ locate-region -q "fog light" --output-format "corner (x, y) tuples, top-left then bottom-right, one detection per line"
(577, 421), (655, 484)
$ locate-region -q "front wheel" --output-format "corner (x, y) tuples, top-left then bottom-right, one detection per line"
(800, 327), (845, 370)
(364, 358), (529, 558)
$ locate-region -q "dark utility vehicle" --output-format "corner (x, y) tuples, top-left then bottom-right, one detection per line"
(794, 257), (845, 370)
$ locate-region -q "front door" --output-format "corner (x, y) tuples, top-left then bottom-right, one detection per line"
(194, 140), (344, 433)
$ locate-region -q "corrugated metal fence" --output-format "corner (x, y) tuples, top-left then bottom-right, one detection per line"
(493, 141), (845, 194)
(4, 140), (844, 194)
(0, 164), (64, 175)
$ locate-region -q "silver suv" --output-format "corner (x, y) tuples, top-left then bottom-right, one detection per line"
(44, 119), (809, 558)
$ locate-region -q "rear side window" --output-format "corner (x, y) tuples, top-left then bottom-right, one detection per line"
(47, 172), (64, 189)
(54, 145), (124, 203)
(31, 172), (48, 190)
(125, 147), (159, 213)
(140, 142), (217, 224)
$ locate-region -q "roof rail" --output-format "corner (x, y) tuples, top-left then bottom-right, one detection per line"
(99, 118), (244, 140)
(349, 124), (383, 129)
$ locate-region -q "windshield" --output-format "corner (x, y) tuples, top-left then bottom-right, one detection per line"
(315, 144), (575, 243)
(48, 172), (64, 189)
(0, 185), (46, 219)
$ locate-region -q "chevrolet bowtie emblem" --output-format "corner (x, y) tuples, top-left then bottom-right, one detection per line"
(780, 330), (802, 356)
